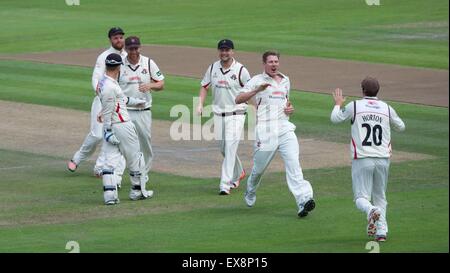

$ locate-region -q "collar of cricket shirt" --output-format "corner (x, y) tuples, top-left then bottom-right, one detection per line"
(219, 58), (236, 71)
(105, 74), (119, 84)
(110, 46), (125, 56)
(363, 96), (379, 100)
(262, 71), (287, 82)
(125, 55), (142, 68)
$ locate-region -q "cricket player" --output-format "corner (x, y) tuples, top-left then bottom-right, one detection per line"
(97, 53), (153, 205)
(197, 39), (251, 195)
(67, 27), (126, 181)
(235, 50), (315, 217)
(119, 36), (165, 179)
(330, 77), (406, 241)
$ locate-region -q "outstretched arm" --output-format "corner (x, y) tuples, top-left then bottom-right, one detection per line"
(235, 83), (271, 104)
(330, 88), (352, 123)
(389, 106), (406, 132)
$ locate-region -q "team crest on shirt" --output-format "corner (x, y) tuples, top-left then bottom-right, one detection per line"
(366, 100), (380, 109)
(213, 72), (218, 78)
(231, 74), (237, 80)
(141, 68), (148, 74)
(129, 76), (141, 82)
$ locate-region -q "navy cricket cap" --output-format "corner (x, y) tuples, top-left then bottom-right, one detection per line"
(105, 53), (123, 67)
(125, 36), (141, 48)
(218, 39), (234, 49)
(108, 27), (125, 38)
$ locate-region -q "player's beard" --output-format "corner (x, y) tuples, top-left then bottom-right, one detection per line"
(112, 42), (124, 51)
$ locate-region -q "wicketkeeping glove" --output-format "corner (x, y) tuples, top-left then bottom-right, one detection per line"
(104, 128), (120, 145)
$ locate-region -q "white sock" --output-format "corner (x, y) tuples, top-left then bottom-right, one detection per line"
(355, 198), (374, 216)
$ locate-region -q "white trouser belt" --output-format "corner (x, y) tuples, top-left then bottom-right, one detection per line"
(128, 107), (151, 111)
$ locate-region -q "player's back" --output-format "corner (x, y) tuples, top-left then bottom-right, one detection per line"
(98, 75), (130, 124)
(351, 97), (392, 159)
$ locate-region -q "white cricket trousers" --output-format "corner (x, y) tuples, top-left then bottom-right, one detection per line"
(128, 109), (153, 175)
(214, 114), (245, 192)
(72, 96), (103, 166)
(101, 121), (148, 202)
(72, 96), (125, 174)
(246, 125), (313, 208)
(352, 158), (390, 234)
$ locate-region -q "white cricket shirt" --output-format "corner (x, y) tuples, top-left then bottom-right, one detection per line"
(98, 75), (130, 126)
(241, 71), (291, 122)
(92, 46), (127, 93)
(201, 59), (251, 114)
(119, 55), (165, 110)
(331, 97), (406, 159)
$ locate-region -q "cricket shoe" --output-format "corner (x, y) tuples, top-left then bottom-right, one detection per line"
(244, 190), (256, 207)
(375, 235), (387, 242)
(219, 190), (230, 195)
(67, 160), (77, 172)
(130, 189), (154, 200)
(231, 170), (246, 189)
(298, 199), (316, 218)
(367, 207), (381, 237)
(105, 198), (120, 205)
(143, 190), (154, 199)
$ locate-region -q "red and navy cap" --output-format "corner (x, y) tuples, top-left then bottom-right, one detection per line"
(125, 36), (141, 48)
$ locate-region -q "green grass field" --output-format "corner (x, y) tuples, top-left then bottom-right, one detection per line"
(0, 0), (448, 68)
(0, 0), (448, 253)
(1, 60), (447, 157)
(0, 61), (448, 252)
(0, 150), (447, 252)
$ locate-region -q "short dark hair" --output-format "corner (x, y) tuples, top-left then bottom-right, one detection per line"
(361, 76), (380, 97)
(105, 65), (120, 72)
(262, 50), (280, 63)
